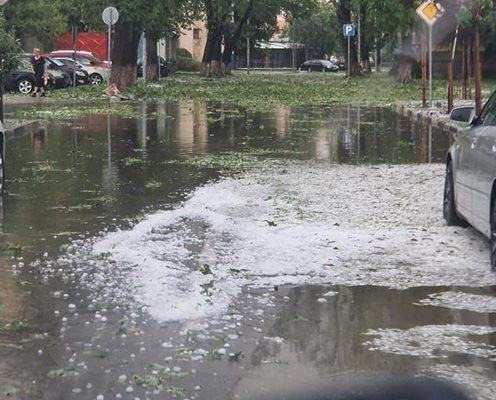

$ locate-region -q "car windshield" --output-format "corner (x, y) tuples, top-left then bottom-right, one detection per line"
(18, 59), (32, 70)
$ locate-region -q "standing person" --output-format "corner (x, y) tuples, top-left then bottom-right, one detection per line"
(30, 48), (48, 97)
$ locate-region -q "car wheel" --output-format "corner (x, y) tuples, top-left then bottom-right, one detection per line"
(17, 78), (33, 94)
(443, 161), (467, 226)
(89, 73), (103, 85)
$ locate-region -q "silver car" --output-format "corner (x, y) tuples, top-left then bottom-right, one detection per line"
(444, 92), (496, 268)
(51, 56), (110, 85)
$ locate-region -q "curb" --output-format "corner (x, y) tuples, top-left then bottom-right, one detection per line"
(392, 103), (469, 136)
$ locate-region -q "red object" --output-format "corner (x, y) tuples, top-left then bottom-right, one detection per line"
(54, 32), (108, 61)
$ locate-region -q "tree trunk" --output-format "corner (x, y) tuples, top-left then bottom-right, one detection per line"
(146, 38), (158, 81)
(474, 29), (482, 114)
(447, 47), (453, 113)
(221, 0), (253, 74)
(375, 47), (381, 72)
(359, 3), (370, 73)
(222, 41), (233, 75)
(111, 24), (141, 90)
(200, 29), (215, 77)
(467, 42), (473, 99)
(397, 35), (413, 83)
(361, 43), (371, 74)
(462, 40), (467, 99)
(201, 24), (224, 77)
(211, 34), (223, 76)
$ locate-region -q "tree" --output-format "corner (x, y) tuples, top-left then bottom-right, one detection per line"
(288, 3), (339, 59)
(200, 0), (319, 77)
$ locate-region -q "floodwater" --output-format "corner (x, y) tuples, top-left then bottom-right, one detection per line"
(0, 100), (495, 400)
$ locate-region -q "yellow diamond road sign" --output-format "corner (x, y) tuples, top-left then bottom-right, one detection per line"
(416, 0), (445, 26)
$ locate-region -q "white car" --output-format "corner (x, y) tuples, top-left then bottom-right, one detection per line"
(444, 93), (496, 268)
(50, 56), (110, 85)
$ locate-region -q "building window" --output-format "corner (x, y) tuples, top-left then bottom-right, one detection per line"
(193, 29), (201, 40)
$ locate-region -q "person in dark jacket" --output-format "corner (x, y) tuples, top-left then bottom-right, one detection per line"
(30, 48), (48, 97)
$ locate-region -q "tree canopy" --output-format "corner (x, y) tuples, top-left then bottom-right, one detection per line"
(288, 2), (339, 58)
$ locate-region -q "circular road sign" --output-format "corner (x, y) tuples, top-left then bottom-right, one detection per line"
(102, 6), (119, 26)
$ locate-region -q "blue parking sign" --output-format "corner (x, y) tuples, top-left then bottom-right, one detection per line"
(343, 24), (355, 37)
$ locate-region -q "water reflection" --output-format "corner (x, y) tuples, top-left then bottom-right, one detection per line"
(233, 285), (496, 399)
(0, 100), (460, 399)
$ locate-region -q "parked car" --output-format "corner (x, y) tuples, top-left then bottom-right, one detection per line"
(4, 59), (53, 94)
(444, 92), (496, 268)
(137, 56), (170, 78)
(45, 50), (109, 84)
(4, 59), (54, 94)
(23, 54), (86, 87)
(51, 56), (110, 85)
(299, 59), (339, 72)
(4, 60), (35, 94)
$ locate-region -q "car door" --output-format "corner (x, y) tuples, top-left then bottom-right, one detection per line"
(471, 93), (496, 236)
(454, 123), (480, 221)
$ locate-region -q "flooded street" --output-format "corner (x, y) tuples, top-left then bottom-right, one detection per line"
(1, 100), (496, 400)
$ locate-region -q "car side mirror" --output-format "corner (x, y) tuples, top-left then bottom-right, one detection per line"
(449, 106), (475, 124)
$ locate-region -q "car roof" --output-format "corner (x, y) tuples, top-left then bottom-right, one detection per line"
(47, 50), (103, 62)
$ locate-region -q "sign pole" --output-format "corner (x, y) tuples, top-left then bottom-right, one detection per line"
(429, 24), (432, 107)
(102, 7), (119, 85)
(107, 10), (112, 85)
(416, 1), (445, 108)
(347, 36), (351, 77)
(343, 24), (355, 77)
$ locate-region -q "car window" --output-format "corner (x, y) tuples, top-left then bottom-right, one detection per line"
(76, 57), (91, 66)
(56, 58), (70, 66)
(479, 92), (496, 126)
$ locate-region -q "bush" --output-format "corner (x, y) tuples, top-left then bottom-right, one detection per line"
(177, 57), (200, 72)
